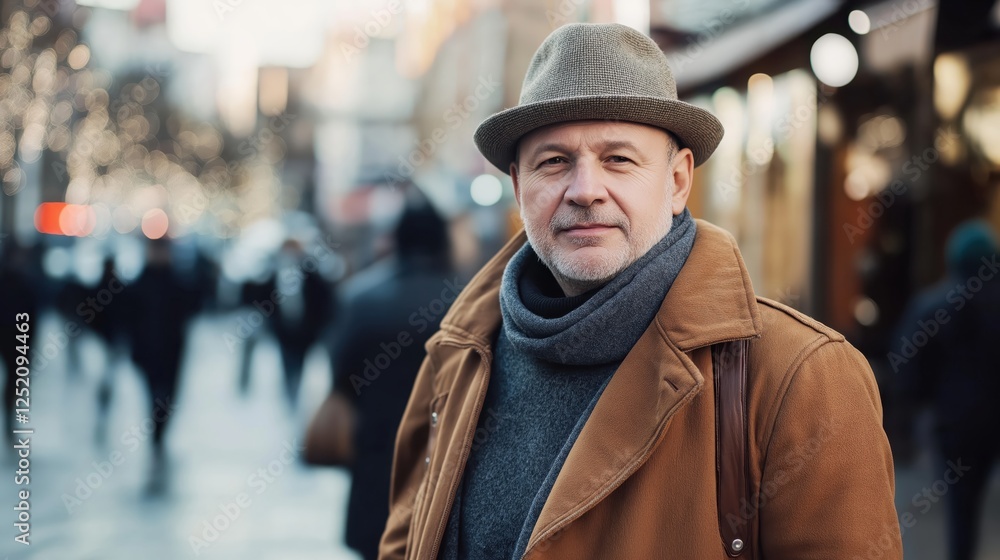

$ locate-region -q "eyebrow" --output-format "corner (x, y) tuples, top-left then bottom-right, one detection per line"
(525, 139), (642, 160)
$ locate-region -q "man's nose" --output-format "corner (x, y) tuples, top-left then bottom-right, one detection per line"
(563, 159), (608, 207)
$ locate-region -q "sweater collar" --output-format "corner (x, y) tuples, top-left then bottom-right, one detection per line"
(517, 258), (599, 319)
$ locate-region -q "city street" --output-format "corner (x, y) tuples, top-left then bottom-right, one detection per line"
(0, 312), (359, 560)
(1, 311), (998, 559)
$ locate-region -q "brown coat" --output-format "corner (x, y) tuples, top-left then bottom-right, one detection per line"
(379, 220), (902, 559)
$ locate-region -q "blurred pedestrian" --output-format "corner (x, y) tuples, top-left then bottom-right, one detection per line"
(88, 257), (129, 446)
(53, 263), (89, 379)
(892, 219), (1000, 560)
(236, 271), (273, 395)
(265, 238), (334, 407)
(124, 237), (201, 489)
(330, 199), (453, 560)
(380, 23), (900, 559)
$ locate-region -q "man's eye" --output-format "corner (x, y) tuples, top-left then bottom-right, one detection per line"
(541, 156), (566, 165)
(608, 155), (632, 163)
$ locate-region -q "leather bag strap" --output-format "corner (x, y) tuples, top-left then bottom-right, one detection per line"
(713, 339), (754, 558)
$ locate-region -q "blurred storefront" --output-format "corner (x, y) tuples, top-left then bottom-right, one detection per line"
(643, 0), (1000, 372)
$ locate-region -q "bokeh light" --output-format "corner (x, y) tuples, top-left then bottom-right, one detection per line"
(141, 207), (169, 239)
(810, 33), (859, 87)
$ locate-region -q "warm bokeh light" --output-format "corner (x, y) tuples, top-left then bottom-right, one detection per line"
(34, 202), (67, 235)
(853, 297), (879, 326)
(34, 202), (96, 236)
(58, 203), (96, 236)
(67, 44), (90, 70)
(141, 207), (170, 239)
(934, 53), (972, 121)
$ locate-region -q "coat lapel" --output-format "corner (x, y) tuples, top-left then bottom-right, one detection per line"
(524, 309), (706, 553)
(523, 220), (763, 554)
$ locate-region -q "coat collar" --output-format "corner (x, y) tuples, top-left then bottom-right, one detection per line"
(437, 218), (762, 350)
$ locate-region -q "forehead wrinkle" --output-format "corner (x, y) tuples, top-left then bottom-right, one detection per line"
(520, 121), (671, 163)
(527, 135), (640, 158)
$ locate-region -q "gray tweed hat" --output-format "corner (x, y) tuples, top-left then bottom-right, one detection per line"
(474, 22), (724, 173)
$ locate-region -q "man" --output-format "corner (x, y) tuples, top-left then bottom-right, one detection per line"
(380, 23), (901, 559)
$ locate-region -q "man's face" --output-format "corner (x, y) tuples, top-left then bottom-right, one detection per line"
(510, 120), (694, 296)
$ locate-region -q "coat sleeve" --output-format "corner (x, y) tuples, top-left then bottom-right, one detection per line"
(378, 349), (436, 560)
(758, 339), (902, 559)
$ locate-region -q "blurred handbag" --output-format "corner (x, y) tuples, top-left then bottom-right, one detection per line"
(304, 390), (356, 467)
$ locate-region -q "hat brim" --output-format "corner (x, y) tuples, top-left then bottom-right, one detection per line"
(473, 95), (724, 173)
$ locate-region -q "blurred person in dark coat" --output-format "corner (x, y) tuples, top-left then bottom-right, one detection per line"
(54, 266), (89, 379)
(88, 257), (130, 445)
(236, 272), (274, 395)
(87, 258), (128, 353)
(331, 201), (454, 560)
(892, 219), (1000, 560)
(265, 239), (334, 407)
(125, 238), (201, 480)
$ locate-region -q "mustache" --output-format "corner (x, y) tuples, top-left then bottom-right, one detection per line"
(549, 209), (628, 233)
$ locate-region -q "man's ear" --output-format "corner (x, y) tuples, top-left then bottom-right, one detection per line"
(670, 147), (695, 215)
(510, 161), (522, 208)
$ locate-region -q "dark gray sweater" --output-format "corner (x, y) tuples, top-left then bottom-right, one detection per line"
(439, 210), (697, 560)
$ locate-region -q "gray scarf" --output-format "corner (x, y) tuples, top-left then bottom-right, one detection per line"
(499, 208), (696, 366)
